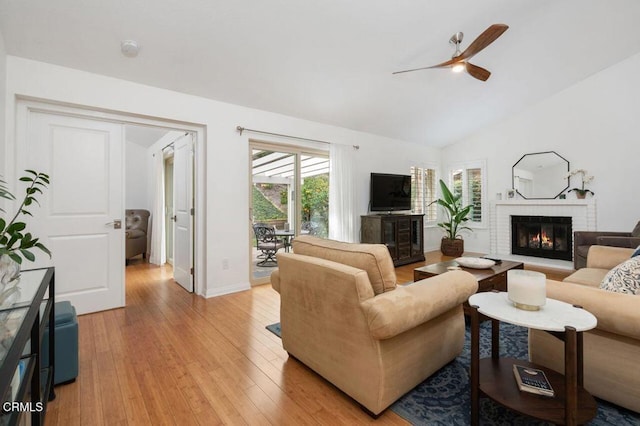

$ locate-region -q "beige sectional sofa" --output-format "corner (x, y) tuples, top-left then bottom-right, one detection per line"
(270, 235), (478, 415)
(529, 245), (640, 412)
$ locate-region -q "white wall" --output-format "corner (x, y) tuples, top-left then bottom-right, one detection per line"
(442, 52), (640, 253)
(125, 140), (149, 210)
(4, 56), (439, 297)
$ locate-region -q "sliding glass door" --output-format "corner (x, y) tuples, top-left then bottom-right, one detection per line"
(299, 153), (330, 238)
(250, 142), (329, 284)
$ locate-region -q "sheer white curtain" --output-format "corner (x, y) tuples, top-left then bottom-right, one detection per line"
(329, 144), (358, 242)
(149, 150), (166, 265)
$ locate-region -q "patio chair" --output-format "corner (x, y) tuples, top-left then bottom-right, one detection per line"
(253, 222), (269, 259)
(253, 223), (285, 266)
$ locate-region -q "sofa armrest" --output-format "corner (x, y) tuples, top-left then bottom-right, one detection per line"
(546, 280), (640, 340)
(574, 231), (631, 246)
(586, 245), (634, 269)
(596, 236), (640, 249)
(361, 270), (478, 340)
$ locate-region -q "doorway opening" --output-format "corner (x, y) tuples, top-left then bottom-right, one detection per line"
(249, 141), (329, 284)
(16, 99), (205, 314)
(124, 125), (195, 293)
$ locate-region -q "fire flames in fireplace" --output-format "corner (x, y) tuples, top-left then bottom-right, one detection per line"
(542, 230), (553, 249)
(529, 231), (552, 249)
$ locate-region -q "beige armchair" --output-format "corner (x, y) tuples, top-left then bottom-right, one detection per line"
(529, 245), (640, 412)
(270, 235), (478, 415)
(125, 209), (150, 261)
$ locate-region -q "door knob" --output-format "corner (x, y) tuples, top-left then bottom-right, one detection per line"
(105, 220), (122, 229)
(171, 215), (177, 222)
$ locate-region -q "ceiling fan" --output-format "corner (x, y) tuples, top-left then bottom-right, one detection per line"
(393, 24), (509, 81)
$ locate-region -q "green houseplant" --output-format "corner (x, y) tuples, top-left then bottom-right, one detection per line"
(0, 170), (51, 288)
(436, 179), (473, 256)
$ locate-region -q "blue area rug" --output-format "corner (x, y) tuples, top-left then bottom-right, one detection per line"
(266, 322), (281, 337)
(265, 321), (640, 425)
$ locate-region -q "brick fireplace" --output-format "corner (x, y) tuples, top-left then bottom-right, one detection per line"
(490, 199), (597, 265)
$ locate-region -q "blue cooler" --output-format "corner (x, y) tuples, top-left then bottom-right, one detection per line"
(42, 301), (79, 385)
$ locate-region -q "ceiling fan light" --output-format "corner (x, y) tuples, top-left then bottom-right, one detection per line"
(452, 63), (465, 73)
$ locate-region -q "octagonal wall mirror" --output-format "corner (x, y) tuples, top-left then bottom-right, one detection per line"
(512, 151), (569, 199)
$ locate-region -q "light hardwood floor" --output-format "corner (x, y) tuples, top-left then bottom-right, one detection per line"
(44, 252), (571, 426)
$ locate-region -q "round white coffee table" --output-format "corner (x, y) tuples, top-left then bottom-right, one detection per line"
(468, 291), (598, 426)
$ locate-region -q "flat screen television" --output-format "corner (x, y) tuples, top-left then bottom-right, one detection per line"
(370, 173), (412, 212)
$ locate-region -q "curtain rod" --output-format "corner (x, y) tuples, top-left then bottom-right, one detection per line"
(162, 132), (189, 151)
(153, 132), (190, 156)
(236, 126), (359, 149)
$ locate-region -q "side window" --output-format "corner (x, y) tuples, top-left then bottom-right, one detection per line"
(410, 166), (438, 222)
(467, 168), (482, 223)
(446, 161), (486, 226)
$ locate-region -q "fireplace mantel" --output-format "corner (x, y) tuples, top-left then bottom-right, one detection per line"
(493, 199), (596, 207)
(490, 199), (596, 266)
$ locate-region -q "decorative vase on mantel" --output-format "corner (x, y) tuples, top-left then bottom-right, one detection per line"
(0, 254), (21, 307)
(572, 189), (592, 199)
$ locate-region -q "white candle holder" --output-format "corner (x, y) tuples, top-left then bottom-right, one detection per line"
(507, 270), (546, 311)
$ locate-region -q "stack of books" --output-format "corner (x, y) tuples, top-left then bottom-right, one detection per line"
(513, 364), (555, 397)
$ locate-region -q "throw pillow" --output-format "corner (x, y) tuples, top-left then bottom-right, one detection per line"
(633, 245), (640, 258)
(600, 256), (640, 295)
(632, 221), (640, 238)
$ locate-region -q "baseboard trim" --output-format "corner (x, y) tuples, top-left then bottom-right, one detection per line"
(205, 282), (250, 298)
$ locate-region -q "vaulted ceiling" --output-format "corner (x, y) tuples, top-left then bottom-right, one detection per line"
(1, 0), (639, 147)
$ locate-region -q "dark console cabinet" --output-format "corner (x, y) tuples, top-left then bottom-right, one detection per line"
(361, 214), (425, 266)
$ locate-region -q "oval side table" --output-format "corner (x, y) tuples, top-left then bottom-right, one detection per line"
(468, 291), (598, 426)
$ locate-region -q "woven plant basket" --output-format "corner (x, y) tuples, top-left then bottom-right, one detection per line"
(441, 238), (464, 257)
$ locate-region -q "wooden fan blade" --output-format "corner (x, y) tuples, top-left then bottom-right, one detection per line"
(465, 62), (491, 81)
(392, 58), (460, 74)
(459, 24), (508, 61)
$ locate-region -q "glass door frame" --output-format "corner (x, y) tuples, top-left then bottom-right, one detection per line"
(249, 140), (328, 285)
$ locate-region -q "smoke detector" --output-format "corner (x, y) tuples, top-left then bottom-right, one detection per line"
(121, 40), (139, 57)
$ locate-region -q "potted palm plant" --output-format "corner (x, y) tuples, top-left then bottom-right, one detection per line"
(0, 170), (51, 292)
(436, 179), (473, 257)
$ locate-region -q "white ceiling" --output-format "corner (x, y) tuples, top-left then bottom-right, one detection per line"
(2, 0), (640, 147)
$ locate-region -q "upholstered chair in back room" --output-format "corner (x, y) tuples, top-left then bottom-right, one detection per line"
(573, 220), (640, 269)
(125, 209), (150, 262)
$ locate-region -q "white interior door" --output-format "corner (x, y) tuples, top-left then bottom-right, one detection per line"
(23, 111), (124, 314)
(172, 134), (193, 292)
